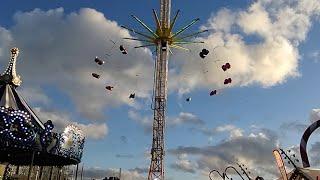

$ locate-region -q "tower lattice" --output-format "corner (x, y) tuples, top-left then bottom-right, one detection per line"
(122, 0), (206, 179)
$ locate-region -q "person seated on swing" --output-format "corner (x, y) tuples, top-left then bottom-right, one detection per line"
(119, 45), (127, 54)
(105, 85), (114, 91)
(129, 93), (135, 99)
(222, 62), (231, 71)
(224, 78), (232, 84)
(94, 56), (104, 65)
(92, 73), (100, 79)
(210, 90), (217, 96)
(199, 48), (209, 58)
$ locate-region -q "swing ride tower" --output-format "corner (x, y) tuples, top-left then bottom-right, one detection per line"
(122, 0), (206, 179)
(148, 0), (170, 179)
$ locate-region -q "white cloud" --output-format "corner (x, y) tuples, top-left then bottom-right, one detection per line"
(309, 142), (320, 166)
(170, 154), (198, 174)
(169, 112), (204, 126)
(310, 109), (320, 123)
(238, 2), (272, 37)
(280, 121), (308, 133)
(206, 8), (236, 33)
(77, 123), (108, 140)
(169, 0), (320, 95)
(19, 86), (50, 105)
(128, 167), (148, 174)
(169, 128), (280, 179)
(129, 111), (204, 133)
(0, 27), (13, 57)
(0, 8), (154, 120)
(128, 110), (152, 133)
(199, 124), (244, 140)
(34, 107), (108, 139)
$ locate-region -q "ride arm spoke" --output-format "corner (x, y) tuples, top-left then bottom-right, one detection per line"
(171, 18), (200, 38)
(121, 25), (155, 40)
(131, 15), (159, 38)
(169, 10), (180, 32)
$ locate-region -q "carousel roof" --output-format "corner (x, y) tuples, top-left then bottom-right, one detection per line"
(0, 48), (85, 166)
(0, 84), (45, 130)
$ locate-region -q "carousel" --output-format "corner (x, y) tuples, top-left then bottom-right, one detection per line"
(0, 48), (85, 179)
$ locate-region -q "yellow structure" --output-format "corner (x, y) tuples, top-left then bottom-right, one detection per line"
(0, 165), (6, 179)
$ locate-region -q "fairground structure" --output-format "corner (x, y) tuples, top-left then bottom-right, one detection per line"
(0, 48), (85, 179)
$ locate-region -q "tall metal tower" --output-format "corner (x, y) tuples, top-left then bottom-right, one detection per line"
(122, 1), (206, 179)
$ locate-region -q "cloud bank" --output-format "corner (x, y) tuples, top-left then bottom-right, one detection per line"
(0, 0), (319, 122)
(0, 8), (154, 120)
(169, 0), (320, 94)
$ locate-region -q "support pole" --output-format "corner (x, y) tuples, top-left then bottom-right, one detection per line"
(27, 151), (36, 180)
(58, 167), (62, 180)
(38, 166), (43, 180)
(75, 164), (79, 180)
(15, 166), (19, 175)
(49, 166), (53, 180)
(80, 164), (84, 180)
(35, 166), (39, 180)
(3, 164), (11, 180)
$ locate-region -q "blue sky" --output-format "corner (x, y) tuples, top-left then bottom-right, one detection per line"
(0, 0), (320, 179)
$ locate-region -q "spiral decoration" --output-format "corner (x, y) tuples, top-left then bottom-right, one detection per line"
(0, 107), (36, 144)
